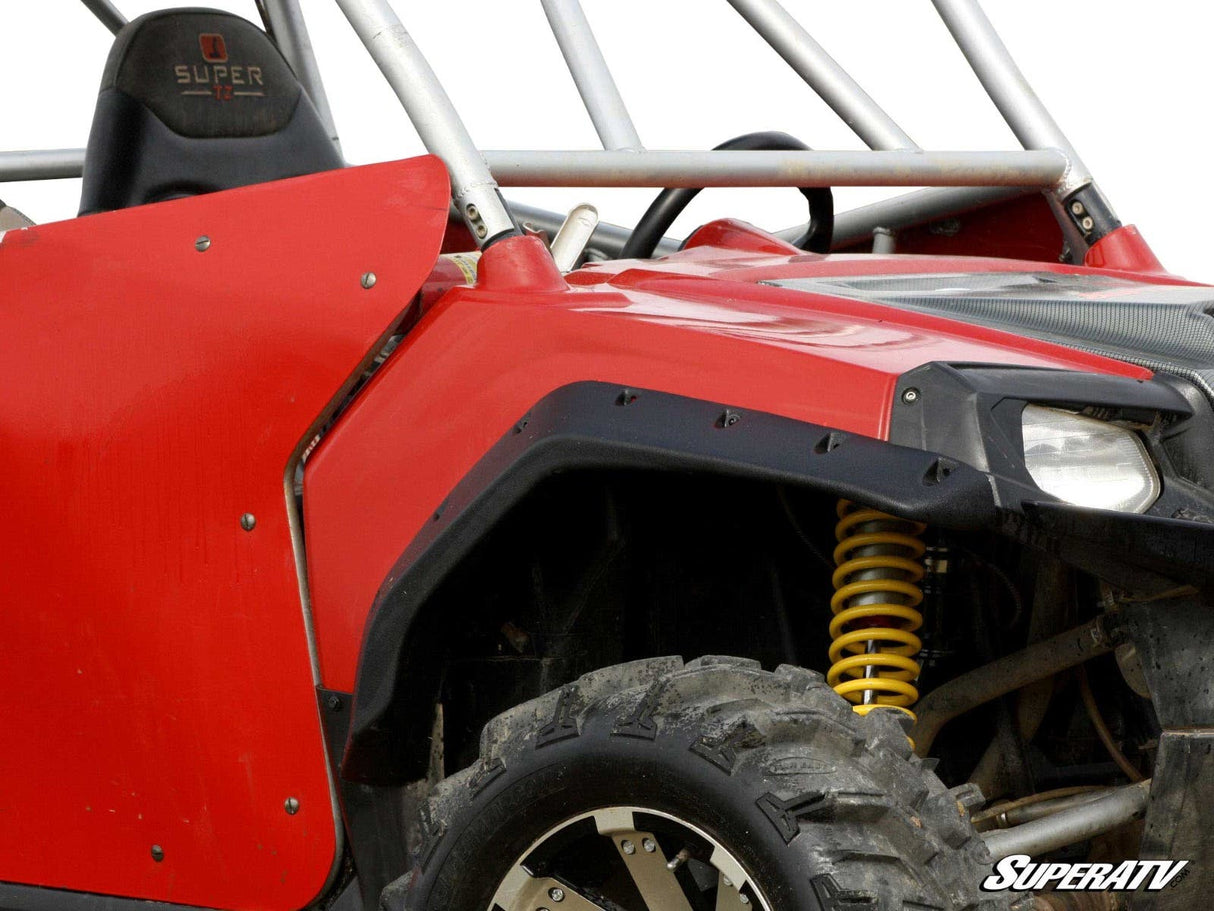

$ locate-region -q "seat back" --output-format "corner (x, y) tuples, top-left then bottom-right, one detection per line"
(79, 8), (342, 215)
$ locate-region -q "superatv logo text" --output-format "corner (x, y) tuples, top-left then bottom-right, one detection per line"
(982, 855), (1189, 892)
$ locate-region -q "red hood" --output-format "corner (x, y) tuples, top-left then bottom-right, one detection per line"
(562, 242), (1153, 385)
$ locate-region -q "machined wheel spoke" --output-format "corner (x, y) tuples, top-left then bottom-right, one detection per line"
(596, 819), (694, 910)
(715, 870), (752, 910)
(612, 831), (694, 911)
(490, 863), (607, 911)
(710, 844), (753, 909)
(592, 808), (695, 910)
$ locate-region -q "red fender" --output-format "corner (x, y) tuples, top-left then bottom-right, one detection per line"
(303, 235), (1148, 694)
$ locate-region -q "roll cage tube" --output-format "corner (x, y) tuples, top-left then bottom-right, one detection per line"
(10, 0), (1123, 256)
(334, 0), (519, 246)
(328, 0), (1118, 246)
(621, 131), (835, 260)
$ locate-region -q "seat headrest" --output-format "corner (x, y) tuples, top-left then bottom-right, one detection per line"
(101, 8), (303, 139)
(79, 7), (343, 215)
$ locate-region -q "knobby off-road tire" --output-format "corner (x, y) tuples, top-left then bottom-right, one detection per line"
(382, 656), (1014, 910)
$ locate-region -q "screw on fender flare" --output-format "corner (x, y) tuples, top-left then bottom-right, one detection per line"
(360, 272), (377, 290)
(194, 236), (211, 252)
(240, 513), (256, 531)
(150, 844), (165, 862)
(902, 387), (920, 405)
(284, 797), (300, 815)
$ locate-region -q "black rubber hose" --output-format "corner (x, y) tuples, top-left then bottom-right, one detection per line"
(620, 131), (834, 260)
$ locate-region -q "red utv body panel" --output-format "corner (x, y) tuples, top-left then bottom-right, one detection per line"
(831, 192), (1065, 262)
(0, 148), (1169, 909)
(0, 157), (448, 909)
(303, 234), (1149, 692)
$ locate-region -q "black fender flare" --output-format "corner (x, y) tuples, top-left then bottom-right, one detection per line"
(340, 381), (1000, 784)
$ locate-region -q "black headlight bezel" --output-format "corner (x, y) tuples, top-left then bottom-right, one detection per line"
(888, 362), (1209, 521)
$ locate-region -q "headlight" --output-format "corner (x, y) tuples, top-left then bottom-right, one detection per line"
(1021, 404), (1160, 513)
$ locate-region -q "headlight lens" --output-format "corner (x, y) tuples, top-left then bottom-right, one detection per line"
(1021, 404), (1160, 513)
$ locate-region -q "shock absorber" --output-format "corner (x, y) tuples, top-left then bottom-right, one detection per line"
(828, 500), (926, 719)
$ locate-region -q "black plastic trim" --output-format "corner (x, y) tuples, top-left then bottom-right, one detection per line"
(344, 375), (1214, 785)
(342, 381), (999, 783)
(1012, 501), (1214, 592)
(889, 362), (1196, 513)
(318, 686), (352, 775)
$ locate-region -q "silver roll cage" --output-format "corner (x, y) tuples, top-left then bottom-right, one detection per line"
(3, 0), (1109, 256)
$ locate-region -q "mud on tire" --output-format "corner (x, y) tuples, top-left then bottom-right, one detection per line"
(382, 656), (1012, 910)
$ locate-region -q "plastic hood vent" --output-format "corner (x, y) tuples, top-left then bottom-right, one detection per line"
(765, 272), (1214, 404)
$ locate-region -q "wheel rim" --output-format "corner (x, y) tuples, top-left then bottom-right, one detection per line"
(489, 805), (773, 911)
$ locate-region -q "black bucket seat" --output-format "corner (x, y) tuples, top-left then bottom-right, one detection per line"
(79, 8), (342, 215)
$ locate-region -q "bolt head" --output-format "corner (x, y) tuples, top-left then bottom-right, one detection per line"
(621, 839), (635, 855)
(466, 204), (480, 219)
(1081, 216), (1095, 232)
(240, 513), (256, 531)
(194, 236), (211, 252)
(150, 844), (165, 862)
(360, 271), (377, 290)
(284, 797), (300, 815)
(475, 224), (488, 238)
(1070, 201), (1085, 215)
(901, 387), (920, 404)
(642, 837), (657, 853)
(548, 886), (565, 902)
(326, 694), (343, 711)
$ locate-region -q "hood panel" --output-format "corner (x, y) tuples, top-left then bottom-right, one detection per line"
(571, 253), (1151, 386)
(767, 270), (1214, 404)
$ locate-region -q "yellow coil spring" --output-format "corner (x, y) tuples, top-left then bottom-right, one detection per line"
(828, 500), (926, 720)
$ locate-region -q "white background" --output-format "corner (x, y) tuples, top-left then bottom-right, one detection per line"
(2, 1), (1211, 279)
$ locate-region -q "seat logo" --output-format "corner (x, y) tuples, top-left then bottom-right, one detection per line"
(199, 34), (228, 63)
(175, 34), (264, 100)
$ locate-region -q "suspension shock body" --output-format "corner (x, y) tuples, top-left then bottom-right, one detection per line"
(828, 500), (926, 719)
